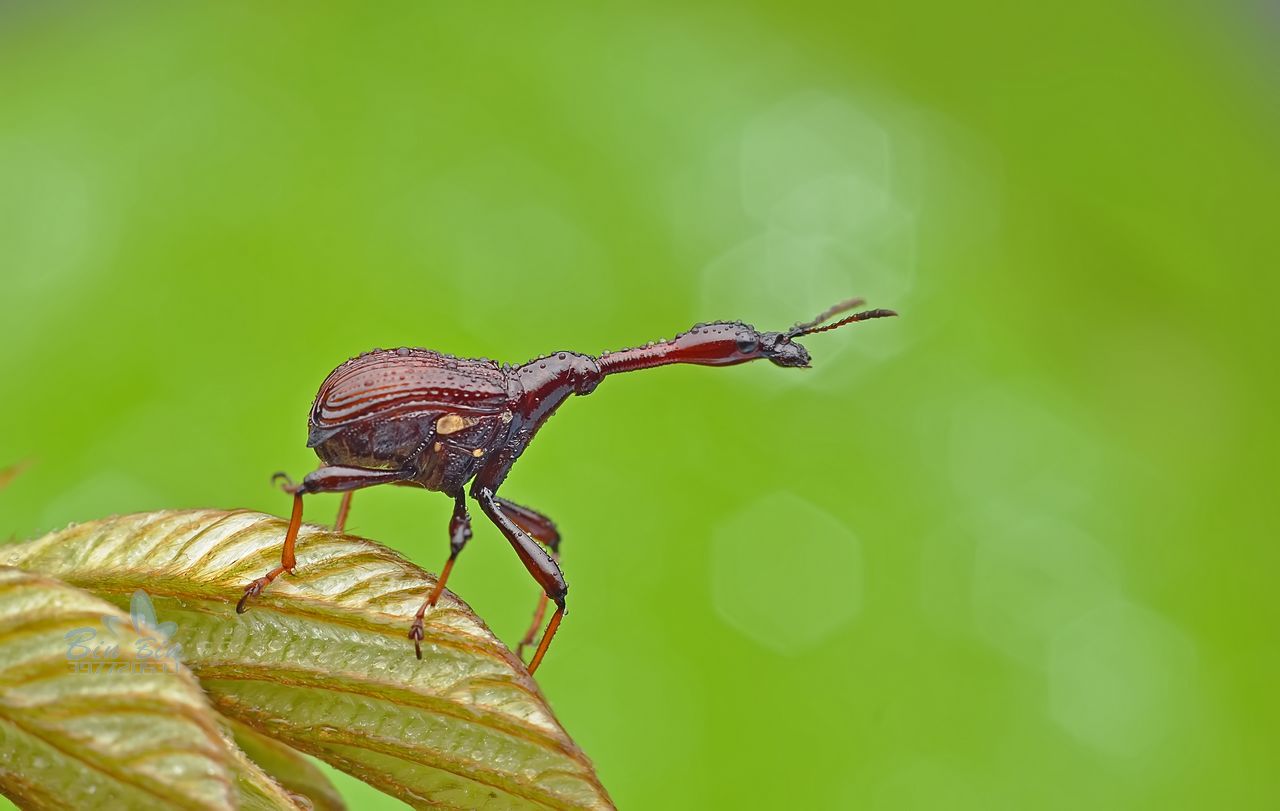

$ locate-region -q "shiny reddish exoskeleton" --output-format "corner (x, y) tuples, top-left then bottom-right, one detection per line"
(236, 298), (896, 674)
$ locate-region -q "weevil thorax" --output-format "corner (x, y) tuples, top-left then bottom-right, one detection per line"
(511, 351), (603, 425)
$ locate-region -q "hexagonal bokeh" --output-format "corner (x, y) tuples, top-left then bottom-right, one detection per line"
(946, 384), (1104, 518)
(739, 91), (893, 230)
(1048, 597), (1198, 758)
(710, 490), (862, 655)
(970, 516), (1121, 666)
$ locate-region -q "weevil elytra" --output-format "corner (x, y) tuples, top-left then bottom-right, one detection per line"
(236, 298), (896, 673)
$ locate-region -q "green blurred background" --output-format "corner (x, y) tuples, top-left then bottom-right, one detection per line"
(2, 2), (1276, 808)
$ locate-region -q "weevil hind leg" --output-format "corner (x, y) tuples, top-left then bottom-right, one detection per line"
(236, 487), (304, 614)
(236, 565), (287, 613)
(236, 465), (415, 614)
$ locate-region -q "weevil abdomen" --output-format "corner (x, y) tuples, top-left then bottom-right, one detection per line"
(307, 348), (512, 474)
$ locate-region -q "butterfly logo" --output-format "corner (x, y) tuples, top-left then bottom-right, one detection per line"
(101, 590), (178, 641)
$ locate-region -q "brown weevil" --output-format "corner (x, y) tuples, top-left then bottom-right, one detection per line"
(237, 297), (896, 673)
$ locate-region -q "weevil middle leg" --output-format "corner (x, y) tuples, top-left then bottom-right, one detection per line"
(334, 491), (354, 533)
(408, 491), (473, 658)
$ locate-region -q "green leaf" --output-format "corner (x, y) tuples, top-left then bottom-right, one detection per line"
(5, 510), (613, 810)
(0, 567), (299, 810)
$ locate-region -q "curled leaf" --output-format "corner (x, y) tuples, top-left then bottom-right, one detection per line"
(5, 510), (613, 810)
(0, 567), (240, 810)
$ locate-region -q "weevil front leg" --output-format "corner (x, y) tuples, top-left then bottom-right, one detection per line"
(473, 486), (568, 674)
(493, 497), (562, 662)
(236, 465), (416, 614)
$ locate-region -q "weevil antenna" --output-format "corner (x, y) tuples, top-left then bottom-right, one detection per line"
(785, 300), (898, 339)
(784, 298), (866, 338)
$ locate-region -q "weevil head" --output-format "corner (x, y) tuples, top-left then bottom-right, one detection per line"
(757, 331), (812, 368)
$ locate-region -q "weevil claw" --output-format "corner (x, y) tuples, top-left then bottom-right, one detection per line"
(408, 620), (425, 659)
(237, 577), (269, 613)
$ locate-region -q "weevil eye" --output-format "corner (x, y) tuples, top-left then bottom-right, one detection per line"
(736, 334), (758, 354)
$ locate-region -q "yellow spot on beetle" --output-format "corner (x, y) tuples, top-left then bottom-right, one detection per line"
(436, 414), (468, 435)
(472, 448), (484, 458)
